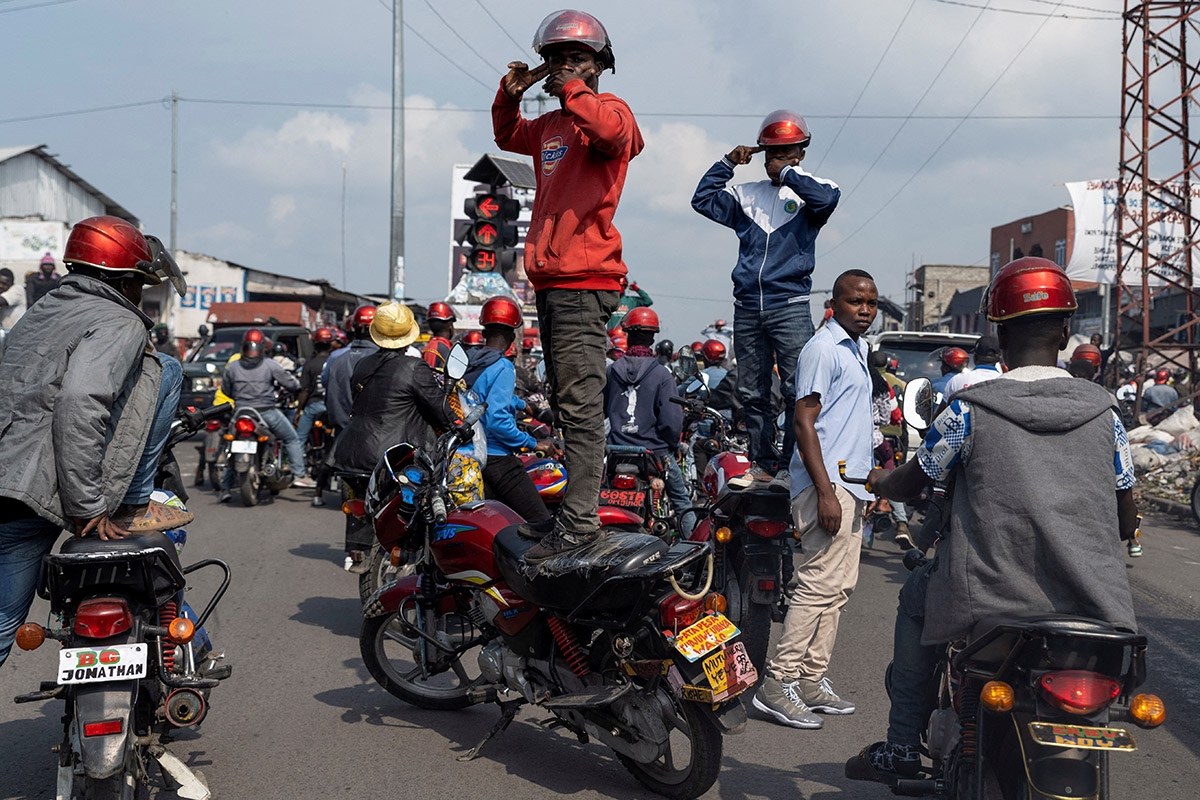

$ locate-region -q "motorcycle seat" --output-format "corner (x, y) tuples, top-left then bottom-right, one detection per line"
(493, 525), (670, 612)
(969, 613), (1125, 643)
(961, 613), (1144, 668)
(59, 531), (182, 571)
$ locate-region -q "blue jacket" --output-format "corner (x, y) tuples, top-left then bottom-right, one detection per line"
(604, 355), (682, 456)
(691, 158), (840, 311)
(464, 347), (536, 457)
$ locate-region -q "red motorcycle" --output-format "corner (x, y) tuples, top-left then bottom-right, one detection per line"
(359, 408), (756, 799)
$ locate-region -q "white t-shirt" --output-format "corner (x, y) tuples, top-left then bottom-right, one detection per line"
(0, 281), (26, 329)
(941, 363), (1003, 399)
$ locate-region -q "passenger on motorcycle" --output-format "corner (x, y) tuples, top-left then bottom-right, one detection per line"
(1143, 366), (1179, 410)
(847, 257), (1139, 781)
(217, 330), (313, 500)
(295, 326), (334, 443)
(929, 346), (969, 401)
(422, 302), (456, 373)
(466, 296), (556, 527)
(603, 307), (696, 534)
(324, 305), (380, 430)
(0, 216), (191, 666)
(940, 335), (1002, 399)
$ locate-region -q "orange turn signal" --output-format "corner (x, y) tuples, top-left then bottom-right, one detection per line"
(222, 434), (234, 441)
(390, 547), (402, 567)
(167, 617), (196, 644)
(15, 623), (46, 651)
(257, 435), (269, 443)
(715, 526), (733, 543)
(704, 593), (727, 613)
(1129, 693), (1166, 727)
(980, 680), (1015, 712)
(314, 420), (324, 429)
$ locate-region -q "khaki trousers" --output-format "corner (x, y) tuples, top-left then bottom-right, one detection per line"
(767, 483), (863, 682)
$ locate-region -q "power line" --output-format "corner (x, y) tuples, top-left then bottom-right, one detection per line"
(823, 1), (1069, 258)
(0, 0), (80, 13)
(0, 98), (162, 126)
(474, 0), (528, 54)
(375, 0), (494, 92)
(816, 0), (917, 172)
(422, 0), (500, 75)
(927, 0), (1117, 19)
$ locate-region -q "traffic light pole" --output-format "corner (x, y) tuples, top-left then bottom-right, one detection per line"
(389, 0), (405, 301)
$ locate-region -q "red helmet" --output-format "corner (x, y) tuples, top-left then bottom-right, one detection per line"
(610, 324), (624, 339)
(63, 216), (157, 284)
(690, 341), (704, 354)
(314, 327), (335, 344)
(461, 330), (485, 347)
(1070, 343), (1102, 368)
(243, 328), (265, 344)
(623, 307), (659, 332)
(427, 302), (456, 322)
(756, 110), (812, 148)
(332, 329), (348, 346)
(607, 334), (628, 356)
(701, 339), (727, 364)
(1155, 367), (1171, 383)
(940, 347), (969, 370)
(533, 9), (614, 68)
(522, 336), (537, 351)
(982, 257), (1077, 322)
(351, 305), (377, 332)
(480, 295), (522, 329)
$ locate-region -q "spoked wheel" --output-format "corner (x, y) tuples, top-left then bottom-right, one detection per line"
(239, 466), (259, 507)
(358, 544), (414, 604)
(359, 592), (488, 711)
(616, 685), (723, 800)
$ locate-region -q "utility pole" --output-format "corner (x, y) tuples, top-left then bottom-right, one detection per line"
(389, 1), (405, 301)
(170, 90), (178, 255)
(341, 161), (348, 291)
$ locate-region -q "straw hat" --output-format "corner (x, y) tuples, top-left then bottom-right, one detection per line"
(369, 302), (420, 350)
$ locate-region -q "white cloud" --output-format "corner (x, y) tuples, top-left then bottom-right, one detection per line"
(268, 194), (297, 224)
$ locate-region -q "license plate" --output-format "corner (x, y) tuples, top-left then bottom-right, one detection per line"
(58, 644), (148, 685)
(600, 489), (645, 508)
(230, 439), (258, 454)
(1027, 722), (1137, 751)
(672, 612), (740, 662)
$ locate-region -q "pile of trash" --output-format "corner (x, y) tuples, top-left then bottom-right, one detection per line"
(1128, 406), (1199, 508)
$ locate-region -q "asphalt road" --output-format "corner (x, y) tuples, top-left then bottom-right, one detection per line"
(2, 484), (1198, 799)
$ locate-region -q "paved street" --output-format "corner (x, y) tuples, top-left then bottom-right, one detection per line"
(3, 481), (1199, 799)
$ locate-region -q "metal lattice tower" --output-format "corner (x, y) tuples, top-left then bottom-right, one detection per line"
(1115, 2), (1200, 409)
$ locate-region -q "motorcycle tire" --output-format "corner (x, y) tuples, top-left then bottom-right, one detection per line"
(616, 685), (723, 800)
(726, 561), (773, 675)
(239, 467), (259, 507)
(1191, 477), (1200, 528)
(208, 463), (221, 491)
(359, 602), (484, 711)
(79, 768), (149, 800)
(358, 544), (410, 605)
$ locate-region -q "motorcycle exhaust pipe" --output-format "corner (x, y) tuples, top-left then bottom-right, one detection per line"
(164, 688), (207, 727)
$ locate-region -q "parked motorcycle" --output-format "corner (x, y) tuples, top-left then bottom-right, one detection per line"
(221, 407), (293, 506)
(359, 404), (755, 799)
(13, 406), (233, 800)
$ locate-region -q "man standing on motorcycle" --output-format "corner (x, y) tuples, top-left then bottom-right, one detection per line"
(0, 216), (192, 666)
(422, 302), (456, 373)
(846, 257), (1138, 781)
(603, 307), (695, 534)
(217, 329), (314, 501)
(494, 9), (644, 563)
(753, 270), (877, 730)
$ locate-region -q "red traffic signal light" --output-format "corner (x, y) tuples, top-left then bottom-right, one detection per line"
(465, 193), (520, 221)
(464, 190), (520, 273)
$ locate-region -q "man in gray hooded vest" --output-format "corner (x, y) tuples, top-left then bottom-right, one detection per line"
(845, 257), (1138, 781)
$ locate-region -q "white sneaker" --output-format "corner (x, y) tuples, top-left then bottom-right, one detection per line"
(292, 476), (317, 489)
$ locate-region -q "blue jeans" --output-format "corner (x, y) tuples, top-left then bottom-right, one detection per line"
(296, 400), (326, 444)
(124, 353), (183, 505)
(733, 303), (814, 471)
(887, 559), (939, 746)
(661, 453), (697, 534)
(0, 514), (62, 665)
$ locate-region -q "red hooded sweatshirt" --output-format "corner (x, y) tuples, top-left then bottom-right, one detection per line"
(493, 78), (644, 293)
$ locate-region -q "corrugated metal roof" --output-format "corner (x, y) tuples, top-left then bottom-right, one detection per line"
(0, 144), (138, 225)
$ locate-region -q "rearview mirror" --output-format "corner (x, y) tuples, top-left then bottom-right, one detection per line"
(902, 377), (935, 432)
(446, 343), (469, 381)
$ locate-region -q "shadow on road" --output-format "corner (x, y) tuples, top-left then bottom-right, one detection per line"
(291, 596), (363, 638)
(1132, 613), (1200, 763)
(289, 541), (346, 566)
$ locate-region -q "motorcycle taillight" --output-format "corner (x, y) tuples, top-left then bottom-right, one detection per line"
(74, 598), (133, 639)
(235, 418), (257, 436)
(205, 419), (223, 432)
(660, 595), (703, 631)
(613, 474), (638, 490)
(1039, 670), (1121, 714)
(746, 519), (789, 538)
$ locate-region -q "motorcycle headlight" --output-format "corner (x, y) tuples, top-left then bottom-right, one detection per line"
(190, 376), (214, 392)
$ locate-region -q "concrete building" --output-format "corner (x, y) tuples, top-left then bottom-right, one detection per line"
(906, 264), (991, 332)
(989, 207), (1073, 274)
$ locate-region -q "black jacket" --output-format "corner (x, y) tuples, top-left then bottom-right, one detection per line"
(331, 350), (456, 473)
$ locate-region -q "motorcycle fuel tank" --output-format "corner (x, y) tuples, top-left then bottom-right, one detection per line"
(430, 500), (524, 582)
(703, 451), (752, 501)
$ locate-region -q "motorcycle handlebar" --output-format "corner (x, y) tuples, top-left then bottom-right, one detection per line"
(430, 494), (448, 526)
(836, 460), (873, 491)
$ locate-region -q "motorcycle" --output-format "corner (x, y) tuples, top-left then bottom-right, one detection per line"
(13, 406), (233, 800)
(221, 407), (293, 506)
(359, 402), (755, 799)
(600, 445), (681, 540)
(194, 403), (232, 491)
(303, 410), (336, 479)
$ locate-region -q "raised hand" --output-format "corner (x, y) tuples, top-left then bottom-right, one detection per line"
(503, 61), (550, 99)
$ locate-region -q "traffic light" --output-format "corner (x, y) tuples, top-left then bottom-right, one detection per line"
(464, 191), (520, 273)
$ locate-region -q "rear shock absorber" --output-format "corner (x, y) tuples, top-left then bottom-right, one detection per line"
(159, 601), (179, 674)
(957, 678), (979, 760)
(547, 616), (590, 679)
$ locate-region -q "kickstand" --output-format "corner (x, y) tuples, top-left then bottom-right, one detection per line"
(457, 699), (523, 762)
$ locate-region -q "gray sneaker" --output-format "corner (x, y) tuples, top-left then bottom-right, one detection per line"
(751, 676), (824, 729)
(797, 676), (856, 714)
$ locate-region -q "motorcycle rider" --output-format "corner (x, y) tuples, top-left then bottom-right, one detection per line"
(930, 346), (969, 401)
(846, 257), (1138, 781)
(422, 302), (457, 372)
(940, 335), (1002, 398)
(217, 329), (314, 502)
(1143, 366), (1179, 410)
(603, 307), (695, 534)
(324, 305), (379, 430)
(0, 216), (191, 666)
(654, 338), (675, 368)
(699, 339), (730, 394)
(466, 296), (557, 526)
(295, 326), (335, 506)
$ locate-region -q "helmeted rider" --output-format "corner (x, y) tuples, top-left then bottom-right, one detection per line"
(603, 307), (695, 533)
(1143, 366), (1179, 410)
(0, 216), (191, 666)
(930, 346), (969, 401)
(295, 326), (336, 504)
(460, 329), (485, 351)
(699, 338), (729, 392)
(422, 301), (457, 373)
(1067, 342), (1102, 381)
(847, 257), (1138, 782)
(692, 109), (841, 488)
(323, 305), (379, 430)
(218, 328), (312, 501)
(940, 335), (1003, 401)
(655, 338), (675, 367)
(464, 296), (556, 527)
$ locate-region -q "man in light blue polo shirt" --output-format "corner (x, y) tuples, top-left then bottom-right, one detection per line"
(753, 269), (878, 730)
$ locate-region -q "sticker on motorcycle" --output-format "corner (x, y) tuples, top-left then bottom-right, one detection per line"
(58, 644), (147, 685)
(1027, 722), (1137, 751)
(701, 642), (758, 701)
(672, 613), (740, 662)
(230, 440), (257, 454)
(599, 489), (645, 508)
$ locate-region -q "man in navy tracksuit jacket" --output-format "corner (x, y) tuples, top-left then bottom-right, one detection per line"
(691, 111), (840, 483)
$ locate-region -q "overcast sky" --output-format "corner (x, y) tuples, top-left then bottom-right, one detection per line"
(1, 0), (1126, 338)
